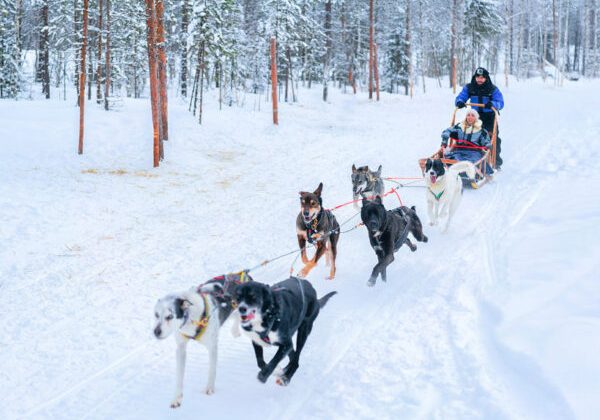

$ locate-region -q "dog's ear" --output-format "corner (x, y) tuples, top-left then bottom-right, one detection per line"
(374, 195), (382, 204)
(174, 298), (192, 319)
(299, 191), (307, 198)
(425, 159), (432, 171)
(411, 205), (416, 211)
(352, 164), (357, 173)
(375, 165), (382, 176)
(364, 165), (369, 172)
(314, 182), (323, 196)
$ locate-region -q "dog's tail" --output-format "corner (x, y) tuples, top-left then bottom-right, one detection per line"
(449, 161), (476, 179)
(318, 291), (337, 309)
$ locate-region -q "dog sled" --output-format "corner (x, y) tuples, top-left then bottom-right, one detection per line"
(418, 103), (498, 188)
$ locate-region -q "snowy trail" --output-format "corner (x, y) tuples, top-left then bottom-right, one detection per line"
(2, 79), (599, 419)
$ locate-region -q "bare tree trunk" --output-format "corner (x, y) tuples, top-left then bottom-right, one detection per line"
(405, 0), (412, 97)
(323, 0), (332, 101)
(505, 0), (512, 86)
(374, 44), (380, 100)
(590, 0), (597, 77)
(271, 36), (278, 125)
(104, 0), (111, 110)
(553, 0), (559, 84)
(96, 0), (103, 103)
(16, 0), (23, 61)
(582, 1), (588, 74)
(74, 0), (80, 96)
(285, 47), (289, 102)
(417, 0), (426, 94)
(561, 0), (570, 85)
(573, 6), (581, 71)
(542, 14), (548, 82)
(369, 0), (374, 99)
(198, 43), (205, 124)
(78, 0), (89, 155)
(156, 0), (168, 141)
(145, 0), (161, 166)
(450, 0), (458, 92)
(287, 48), (296, 102)
(87, 41), (93, 100)
(180, 0), (190, 97)
(40, 0), (50, 99)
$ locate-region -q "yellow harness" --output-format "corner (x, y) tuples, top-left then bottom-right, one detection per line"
(229, 270), (250, 310)
(181, 293), (210, 341)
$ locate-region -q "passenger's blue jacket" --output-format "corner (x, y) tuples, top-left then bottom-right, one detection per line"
(455, 69), (504, 114)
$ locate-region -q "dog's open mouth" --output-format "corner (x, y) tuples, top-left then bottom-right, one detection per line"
(240, 312), (255, 323)
(429, 174), (437, 184)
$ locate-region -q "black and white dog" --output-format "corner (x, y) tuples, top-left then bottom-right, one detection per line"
(235, 277), (336, 386)
(351, 164), (385, 207)
(424, 159), (475, 232)
(153, 272), (252, 408)
(361, 196), (428, 286)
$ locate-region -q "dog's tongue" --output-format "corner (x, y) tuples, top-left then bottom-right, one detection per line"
(241, 313), (254, 322)
(430, 174), (437, 184)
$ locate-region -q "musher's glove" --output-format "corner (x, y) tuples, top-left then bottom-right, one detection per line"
(456, 101), (466, 109)
(484, 101), (493, 109)
(449, 131), (459, 140)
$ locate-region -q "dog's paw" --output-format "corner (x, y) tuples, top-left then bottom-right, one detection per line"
(274, 366), (285, 377)
(409, 244), (417, 252)
(367, 278), (376, 287)
(257, 369), (269, 383)
(325, 275), (335, 281)
(170, 395), (183, 408)
(276, 376), (290, 386)
(204, 386), (215, 395)
(422, 235), (428, 243)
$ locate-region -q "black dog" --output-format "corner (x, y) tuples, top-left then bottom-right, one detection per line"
(361, 196), (428, 286)
(235, 277), (337, 385)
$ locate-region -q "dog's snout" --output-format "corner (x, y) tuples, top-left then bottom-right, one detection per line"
(303, 210), (309, 217)
(154, 326), (162, 337)
(238, 305), (247, 314)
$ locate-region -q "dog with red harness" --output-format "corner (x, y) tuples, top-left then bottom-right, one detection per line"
(296, 183), (340, 280)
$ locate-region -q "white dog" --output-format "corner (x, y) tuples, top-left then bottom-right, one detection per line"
(153, 287), (229, 408)
(424, 159), (475, 232)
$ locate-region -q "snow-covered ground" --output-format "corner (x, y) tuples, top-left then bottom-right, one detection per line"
(1, 77), (599, 420)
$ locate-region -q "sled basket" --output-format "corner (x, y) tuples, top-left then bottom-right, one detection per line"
(418, 103), (499, 189)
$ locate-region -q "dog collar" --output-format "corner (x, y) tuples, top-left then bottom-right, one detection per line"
(429, 188), (445, 201)
(181, 293), (210, 341)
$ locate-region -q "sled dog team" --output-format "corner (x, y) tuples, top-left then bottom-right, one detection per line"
(154, 158), (476, 408)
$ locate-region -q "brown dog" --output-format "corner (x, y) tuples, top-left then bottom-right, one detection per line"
(295, 183), (340, 279)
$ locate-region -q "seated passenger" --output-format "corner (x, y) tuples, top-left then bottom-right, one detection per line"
(440, 109), (493, 175)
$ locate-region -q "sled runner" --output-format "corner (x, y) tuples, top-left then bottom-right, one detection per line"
(418, 103), (498, 188)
